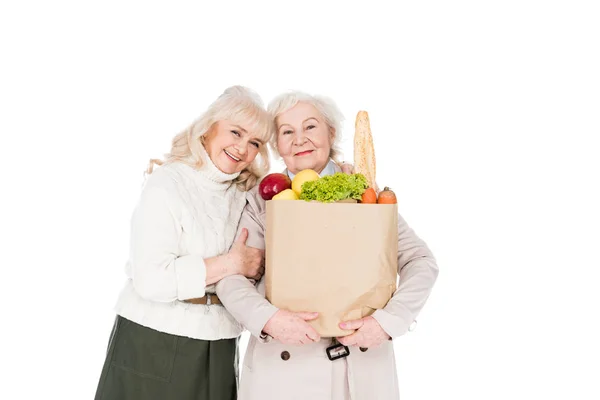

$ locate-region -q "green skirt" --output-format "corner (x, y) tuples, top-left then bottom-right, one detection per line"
(95, 316), (238, 400)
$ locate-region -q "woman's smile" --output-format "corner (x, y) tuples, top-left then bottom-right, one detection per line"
(224, 149), (241, 162)
(294, 150), (314, 157)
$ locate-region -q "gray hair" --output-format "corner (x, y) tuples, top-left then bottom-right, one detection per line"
(267, 91), (344, 163)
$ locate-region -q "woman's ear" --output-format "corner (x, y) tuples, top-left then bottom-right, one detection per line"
(329, 127), (336, 143)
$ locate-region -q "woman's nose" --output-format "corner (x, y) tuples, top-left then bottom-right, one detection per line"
(236, 144), (247, 155)
(293, 130), (307, 145)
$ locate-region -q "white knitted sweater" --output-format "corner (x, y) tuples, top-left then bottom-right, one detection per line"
(115, 147), (247, 340)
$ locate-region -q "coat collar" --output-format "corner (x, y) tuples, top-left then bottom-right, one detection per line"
(285, 159), (339, 179)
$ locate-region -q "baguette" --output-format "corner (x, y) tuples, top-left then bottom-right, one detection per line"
(353, 111), (378, 191)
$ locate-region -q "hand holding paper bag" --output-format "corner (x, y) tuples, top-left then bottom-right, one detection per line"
(337, 316), (391, 348)
(262, 310), (321, 345)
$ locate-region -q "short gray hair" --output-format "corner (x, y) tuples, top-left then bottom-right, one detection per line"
(267, 91), (344, 163)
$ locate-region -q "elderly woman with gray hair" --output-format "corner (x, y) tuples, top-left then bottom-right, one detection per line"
(216, 91), (438, 400)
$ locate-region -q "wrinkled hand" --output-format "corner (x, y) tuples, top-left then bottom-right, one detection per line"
(228, 228), (264, 280)
(340, 162), (354, 175)
(262, 310), (321, 345)
(337, 316), (390, 348)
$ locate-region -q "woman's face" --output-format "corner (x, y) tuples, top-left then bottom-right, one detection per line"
(276, 102), (334, 175)
(203, 120), (263, 174)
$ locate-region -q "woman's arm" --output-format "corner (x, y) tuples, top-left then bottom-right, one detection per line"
(216, 190), (319, 344)
(129, 179), (262, 303)
(129, 183), (206, 302)
(204, 228), (264, 286)
(371, 212), (439, 338)
(339, 212), (438, 347)
(217, 275), (278, 339)
(218, 274), (321, 344)
(216, 194), (279, 339)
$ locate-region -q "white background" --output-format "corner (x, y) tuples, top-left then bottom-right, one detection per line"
(1, 1), (599, 399)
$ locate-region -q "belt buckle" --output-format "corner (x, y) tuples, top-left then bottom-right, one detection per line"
(206, 295), (212, 305)
(326, 342), (350, 361)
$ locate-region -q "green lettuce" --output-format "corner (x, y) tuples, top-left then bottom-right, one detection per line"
(299, 173), (368, 202)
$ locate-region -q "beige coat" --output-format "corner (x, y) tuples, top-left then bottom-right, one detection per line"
(216, 164), (438, 400)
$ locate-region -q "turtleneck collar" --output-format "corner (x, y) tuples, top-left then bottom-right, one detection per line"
(194, 142), (241, 184)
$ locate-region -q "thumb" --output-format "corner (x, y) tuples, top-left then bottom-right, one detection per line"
(235, 228), (248, 245)
(295, 312), (319, 321)
(339, 318), (365, 330)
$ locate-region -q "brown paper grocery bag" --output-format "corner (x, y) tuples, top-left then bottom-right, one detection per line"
(265, 200), (398, 337)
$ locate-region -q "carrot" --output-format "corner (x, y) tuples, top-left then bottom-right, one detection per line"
(377, 187), (397, 204)
(361, 187), (377, 204)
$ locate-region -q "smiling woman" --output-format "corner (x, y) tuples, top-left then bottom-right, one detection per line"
(93, 86), (274, 400)
(215, 90), (438, 400)
(269, 93), (344, 175)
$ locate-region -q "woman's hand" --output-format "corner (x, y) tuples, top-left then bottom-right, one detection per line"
(262, 310), (321, 345)
(227, 228), (264, 280)
(337, 316), (390, 348)
(204, 228), (263, 285)
(340, 162), (354, 174)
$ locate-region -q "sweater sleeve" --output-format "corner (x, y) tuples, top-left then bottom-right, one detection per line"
(129, 184), (207, 302)
(216, 275), (278, 340)
(216, 189), (278, 340)
(372, 212), (439, 338)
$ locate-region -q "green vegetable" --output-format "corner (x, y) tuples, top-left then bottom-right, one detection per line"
(299, 173), (368, 202)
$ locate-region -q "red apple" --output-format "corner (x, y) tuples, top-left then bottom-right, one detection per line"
(259, 173), (292, 200)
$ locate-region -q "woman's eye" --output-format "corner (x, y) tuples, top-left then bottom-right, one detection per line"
(231, 130), (241, 137)
(282, 130), (293, 135)
(251, 142), (260, 148)
(306, 125), (316, 130)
